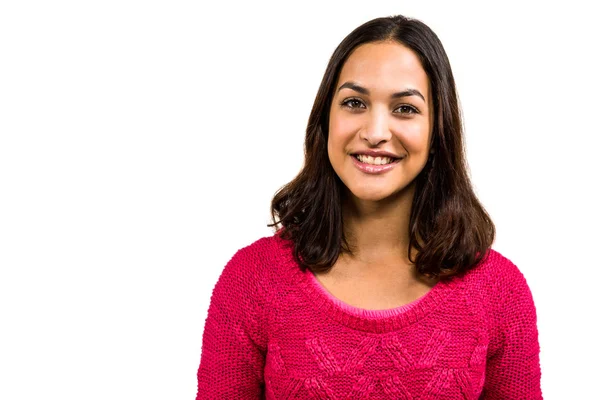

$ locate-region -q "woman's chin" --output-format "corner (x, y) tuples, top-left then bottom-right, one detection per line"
(345, 183), (414, 204)
(348, 189), (396, 203)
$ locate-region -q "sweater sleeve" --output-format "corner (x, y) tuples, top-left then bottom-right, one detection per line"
(481, 258), (543, 399)
(195, 245), (268, 399)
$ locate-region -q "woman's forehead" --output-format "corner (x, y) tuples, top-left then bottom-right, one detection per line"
(337, 42), (430, 99)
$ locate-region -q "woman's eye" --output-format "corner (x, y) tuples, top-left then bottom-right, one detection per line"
(395, 105), (419, 115)
(341, 99), (365, 109)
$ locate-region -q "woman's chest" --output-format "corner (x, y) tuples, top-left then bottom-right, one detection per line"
(312, 271), (437, 310)
(262, 318), (490, 399)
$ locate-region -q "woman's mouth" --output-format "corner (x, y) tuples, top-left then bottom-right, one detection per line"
(351, 154), (403, 174)
(353, 154), (398, 165)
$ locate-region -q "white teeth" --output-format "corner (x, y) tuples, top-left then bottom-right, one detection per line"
(356, 154), (396, 165)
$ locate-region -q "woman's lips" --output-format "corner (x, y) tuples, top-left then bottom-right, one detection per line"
(351, 155), (402, 174)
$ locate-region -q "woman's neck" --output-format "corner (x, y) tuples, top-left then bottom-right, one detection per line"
(341, 185), (415, 263)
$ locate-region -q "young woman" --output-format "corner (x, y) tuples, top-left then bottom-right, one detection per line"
(196, 15), (542, 399)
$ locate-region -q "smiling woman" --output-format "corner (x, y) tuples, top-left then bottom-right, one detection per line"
(328, 42), (433, 205)
(195, 14), (542, 399)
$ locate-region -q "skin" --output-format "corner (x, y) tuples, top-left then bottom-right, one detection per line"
(317, 40), (437, 309)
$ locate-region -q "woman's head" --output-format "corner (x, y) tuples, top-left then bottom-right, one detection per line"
(327, 40), (434, 204)
(270, 15), (495, 280)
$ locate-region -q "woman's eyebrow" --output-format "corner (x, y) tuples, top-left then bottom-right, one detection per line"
(337, 81), (425, 102)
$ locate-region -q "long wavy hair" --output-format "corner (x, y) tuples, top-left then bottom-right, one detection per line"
(268, 15), (495, 281)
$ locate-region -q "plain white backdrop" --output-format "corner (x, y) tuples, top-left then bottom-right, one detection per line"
(1, 1), (598, 399)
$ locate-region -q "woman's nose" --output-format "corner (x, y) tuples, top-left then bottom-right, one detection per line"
(359, 110), (392, 145)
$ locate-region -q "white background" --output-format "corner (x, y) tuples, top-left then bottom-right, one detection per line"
(1, 1), (598, 399)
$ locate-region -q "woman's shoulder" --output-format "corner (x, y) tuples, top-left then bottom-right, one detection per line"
(228, 233), (278, 260)
(207, 234), (285, 307)
(470, 248), (531, 287)
(220, 231), (292, 279)
(462, 248), (537, 312)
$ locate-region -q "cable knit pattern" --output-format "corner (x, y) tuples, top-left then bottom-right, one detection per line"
(196, 234), (542, 399)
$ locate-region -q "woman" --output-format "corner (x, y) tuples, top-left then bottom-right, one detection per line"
(196, 14), (542, 399)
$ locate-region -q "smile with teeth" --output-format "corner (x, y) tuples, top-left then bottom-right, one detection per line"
(353, 154), (399, 165)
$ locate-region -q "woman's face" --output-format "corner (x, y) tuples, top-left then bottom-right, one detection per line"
(328, 41), (433, 204)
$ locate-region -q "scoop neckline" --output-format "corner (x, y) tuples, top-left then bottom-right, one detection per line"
(276, 235), (459, 333)
(306, 269), (429, 317)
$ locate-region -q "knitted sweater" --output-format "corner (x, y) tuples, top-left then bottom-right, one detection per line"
(196, 233), (542, 399)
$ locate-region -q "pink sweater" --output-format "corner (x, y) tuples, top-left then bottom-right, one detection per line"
(196, 234), (542, 399)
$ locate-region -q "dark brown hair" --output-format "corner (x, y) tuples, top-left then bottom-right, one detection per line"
(268, 15), (495, 281)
